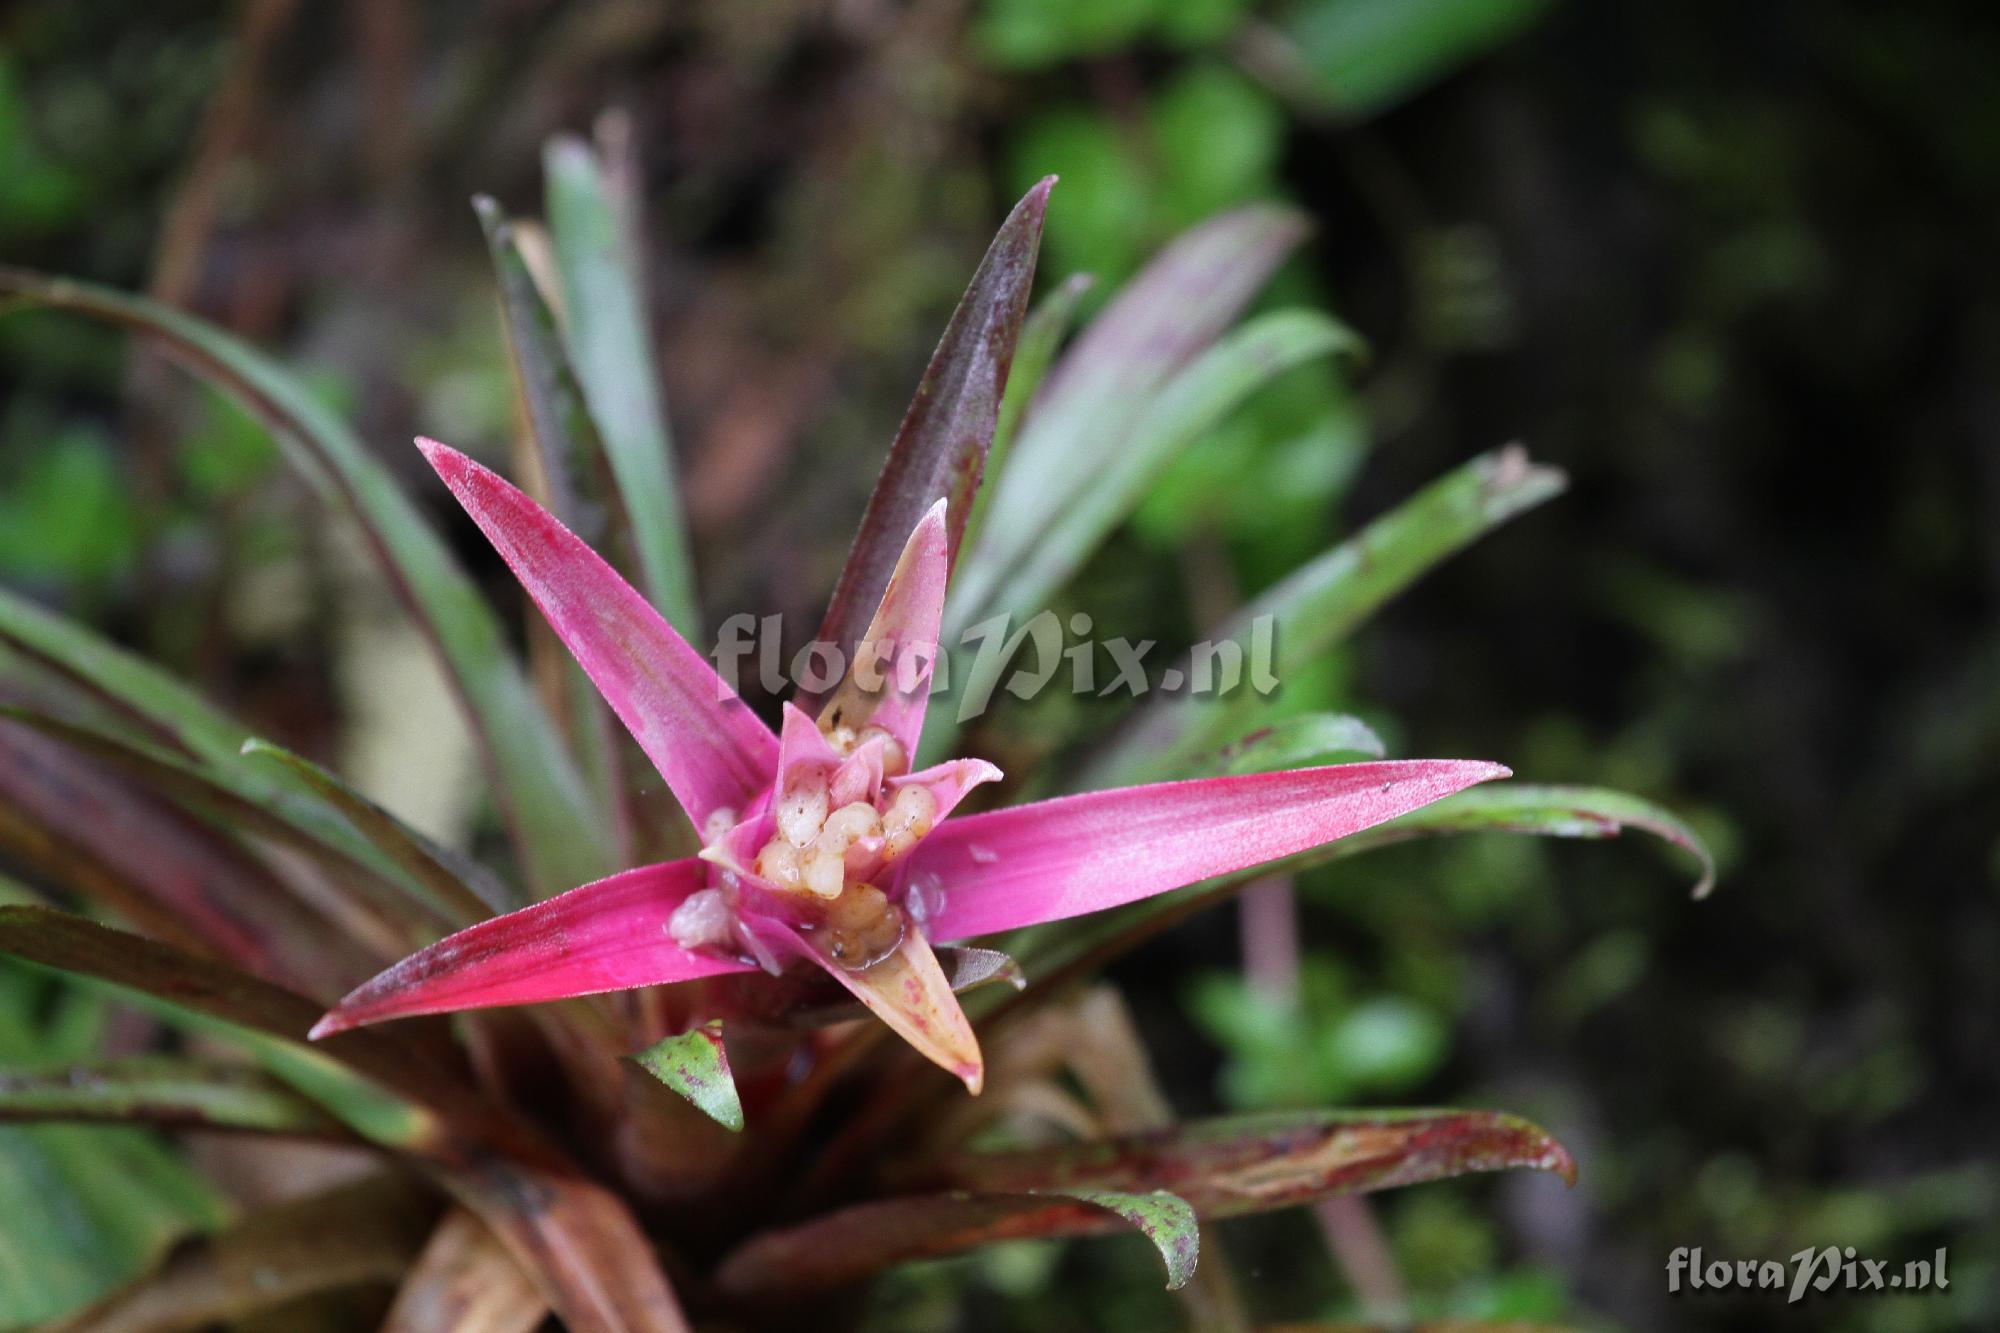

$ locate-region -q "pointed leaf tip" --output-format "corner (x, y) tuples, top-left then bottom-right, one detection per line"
(631, 1020), (744, 1132)
(416, 437), (777, 827)
(808, 178), (1051, 686)
(1062, 1189), (1199, 1289)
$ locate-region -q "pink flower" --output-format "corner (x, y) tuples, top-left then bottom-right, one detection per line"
(311, 440), (1507, 1091)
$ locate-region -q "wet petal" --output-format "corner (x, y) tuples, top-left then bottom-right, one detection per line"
(913, 761), (1511, 942)
(310, 860), (753, 1036)
(814, 499), (949, 756)
(797, 925), (984, 1092)
(419, 439), (777, 828)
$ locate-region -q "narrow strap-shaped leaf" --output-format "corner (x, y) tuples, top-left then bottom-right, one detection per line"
(915, 760), (1509, 942)
(629, 1019), (742, 1132)
(0, 582), (250, 767)
(950, 204), (1309, 631)
(996, 781), (1713, 1014)
(1336, 782), (1717, 897)
(544, 132), (699, 635)
(51, 1175), (439, 1333)
(809, 178), (1054, 687)
(1203, 712), (1388, 776)
(0, 267), (610, 896)
(311, 860), (753, 1038)
(1083, 445), (1566, 787)
(0, 1057), (346, 1139)
(936, 1107), (1576, 1216)
(435, 1150), (693, 1333)
(381, 1208), (549, 1333)
(420, 438), (777, 830)
(0, 721), (375, 995)
(2, 707), (451, 951)
(984, 308), (1363, 628)
(715, 1187), (1199, 1297)
(987, 273), (1095, 489)
(0, 907), (495, 1137)
(0, 587), (463, 913)
(240, 737), (513, 920)
(475, 195), (623, 554)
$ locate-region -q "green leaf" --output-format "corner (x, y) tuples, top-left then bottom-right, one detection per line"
(0, 1057), (346, 1139)
(986, 308), (1362, 625)
(1061, 1188), (1200, 1289)
(0, 907), (477, 1148)
(1281, 0), (1558, 119)
(629, 1020), (742, 1132)
(950, 205), (1309, 635)
(1084, 445), (1566, 786)
(0, 580), (259, 771)
(474, 194), (624, 555)
(1339, 782), (1719, 897)
(1203, 712), (1388, 776)
(0, 1123), (225, 1329)
(543, 131), (699, 636)
(0, 268), (609, 898)
(984, 272), (1095, 511)
(239, 736), (510, 920)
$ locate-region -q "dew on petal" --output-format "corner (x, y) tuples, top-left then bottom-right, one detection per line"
(905, 870), (945, 926)
(702, 806), (736, 844)
(968, 843), (997, 865)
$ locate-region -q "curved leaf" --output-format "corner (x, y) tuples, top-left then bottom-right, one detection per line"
(937, 1107), (1577, 1215)
(950, 204), (1309, 632)
(985, 308), (1362, 627)
(1338, 782), (1718, 897)
(1085, 446), (1566, 786)
(0, 267), (609, 896)
(0, 1057), (345, 1139)
(715, 1187), (1199, 1297)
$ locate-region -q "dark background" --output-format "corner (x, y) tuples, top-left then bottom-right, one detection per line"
(2, 1), (1995, 1328)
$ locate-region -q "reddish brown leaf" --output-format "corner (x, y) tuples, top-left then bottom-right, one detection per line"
(933, 1108), (1577, 1216)
(806, 178), (1053, 696)
(715, 1189), (1187, 1298)
(381, 1208), (548, 1333)
(437, 1152), (691, 1333)
(0, 721), (372, 996)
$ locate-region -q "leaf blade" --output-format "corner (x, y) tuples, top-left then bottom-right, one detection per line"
(0, 267), (610, 896)
(629, 1019), (742, 1132)
(1084, 445), (1566, 786)
(811, 178), (1054, 684)
(543, 132), (699, 635)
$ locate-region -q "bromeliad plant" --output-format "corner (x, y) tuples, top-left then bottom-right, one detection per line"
(0, 130), (1711, 1331)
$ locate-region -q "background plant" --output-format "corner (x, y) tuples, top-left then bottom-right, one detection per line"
(1, 1), (1993, 1330)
